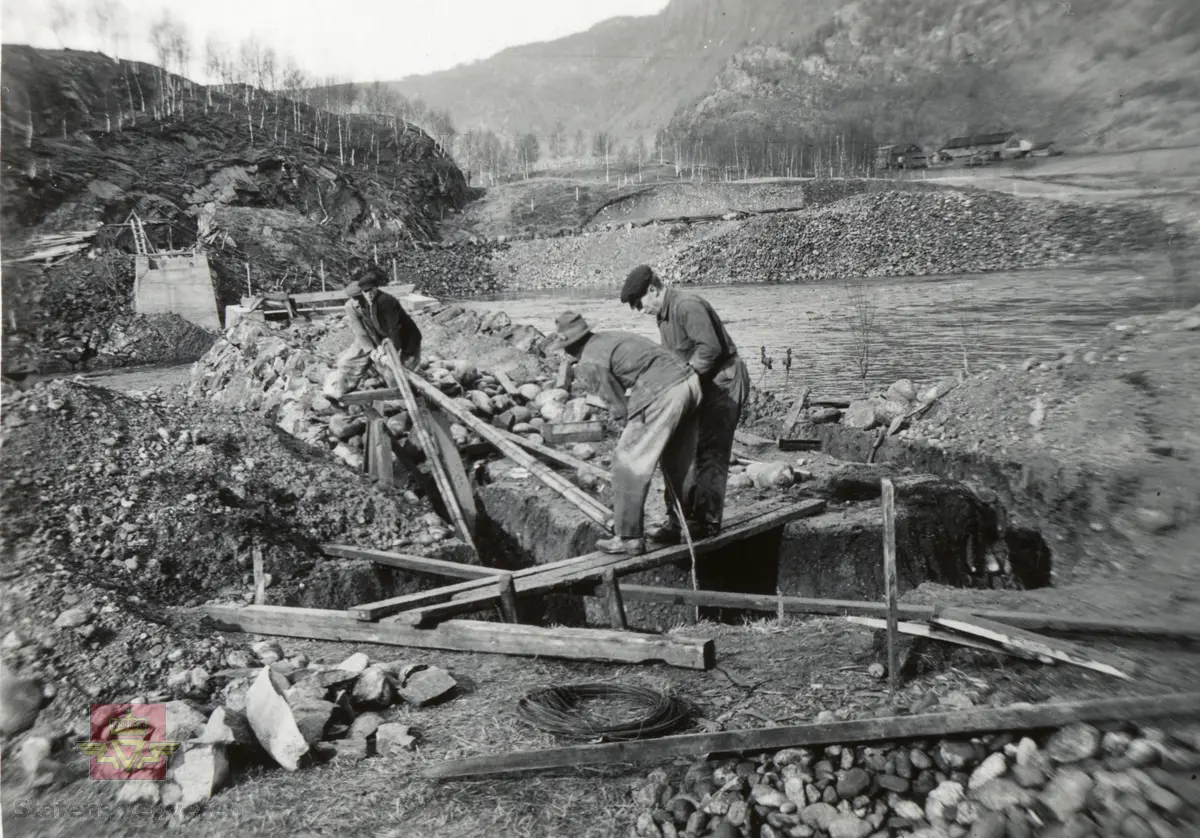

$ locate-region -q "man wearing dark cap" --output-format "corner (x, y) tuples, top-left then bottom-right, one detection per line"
(551, 311), (701, 556)
(323, 263), (423, 400)
(619, 264), (749, 542)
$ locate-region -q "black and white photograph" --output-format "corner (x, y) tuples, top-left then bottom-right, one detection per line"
(1, 0), (1198, 835)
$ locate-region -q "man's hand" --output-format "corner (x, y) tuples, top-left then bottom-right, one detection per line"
(368, 344), (389, 367)
(402, 352), (421, 372)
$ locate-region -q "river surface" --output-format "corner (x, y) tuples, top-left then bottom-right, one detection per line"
(453, 259), (1191, 398)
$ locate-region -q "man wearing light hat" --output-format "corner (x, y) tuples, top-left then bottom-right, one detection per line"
(619, 264), (749, 542)
(551, 311), (701, 556)
(323, 263), (422, 401)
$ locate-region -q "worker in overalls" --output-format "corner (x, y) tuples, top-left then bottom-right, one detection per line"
(619, 264), (750, 542)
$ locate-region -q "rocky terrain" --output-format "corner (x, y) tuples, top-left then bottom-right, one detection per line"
(664, 191), (1168, 285)
(628, 721), (1200, 838)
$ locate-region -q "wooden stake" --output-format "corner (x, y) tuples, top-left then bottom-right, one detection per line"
(252, 545), (265, 605)
(497, 573), (519, 623)
(245, 263), (251, 297)
(423, 692), (1200, 780)
(602, 568), (627, 630)
(320, 260), (326, 292)
(881, 478), (898, 694)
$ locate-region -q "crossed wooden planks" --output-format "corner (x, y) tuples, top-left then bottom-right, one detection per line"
(349, 499), (827, 625)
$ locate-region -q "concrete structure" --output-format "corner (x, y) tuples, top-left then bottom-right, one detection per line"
(133, 251), (221, 331)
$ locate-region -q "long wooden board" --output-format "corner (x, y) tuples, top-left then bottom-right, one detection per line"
(423, 692), (1200, 780)
(844, 615), (1048, 662)
(428, 408), (478, 535)
(931, 608), (1135, 680)
(322, 544), (502, 580)
(350, 500), (792, 622)
(388, 499), (828, 626)
(203, 604), (714, 670)
(590, 586), (1200, 641)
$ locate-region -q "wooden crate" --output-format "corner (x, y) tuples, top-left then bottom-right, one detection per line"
(543, 420), (605, 444)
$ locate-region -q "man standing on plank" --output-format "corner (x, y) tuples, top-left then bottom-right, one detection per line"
(620, 264), (750, 542)
(551, 311), (701, 557)
(324, 263), (423, 401)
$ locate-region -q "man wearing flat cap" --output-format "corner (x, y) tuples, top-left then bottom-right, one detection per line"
(551, 311), (701, 556)
(324, 263), (422, 400)
(620, 264), (749, 542)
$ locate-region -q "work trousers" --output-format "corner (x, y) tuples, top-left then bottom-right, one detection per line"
(324, 300), (418, 399)
(612, 374), (702, 539)
(666, 355), (750, 532)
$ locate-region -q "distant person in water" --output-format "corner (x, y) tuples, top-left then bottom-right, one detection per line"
(324, 263), (422, 401)
(620, 264), (749, 541)
(551, 311), (701, 556)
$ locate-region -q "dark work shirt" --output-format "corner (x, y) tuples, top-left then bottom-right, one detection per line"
(657, 287), (738, 378)
(575, 330), (692, 422)
(357, 291), (422, 359)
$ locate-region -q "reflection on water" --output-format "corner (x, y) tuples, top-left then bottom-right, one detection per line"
(453, 261), (1188, 398)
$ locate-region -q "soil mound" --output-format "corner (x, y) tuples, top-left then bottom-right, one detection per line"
(0, 379), (428, 704)
(666, 189), (1169, 284)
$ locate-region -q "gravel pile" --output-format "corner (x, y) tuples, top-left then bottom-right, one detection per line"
(664, 190), (1168, 285)
(629, 720), (1199, 838)
(0, 378), (436, 741)
(386, 241), (509, 298)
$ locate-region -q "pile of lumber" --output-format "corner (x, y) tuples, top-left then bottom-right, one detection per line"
(6, 228), (99, 265)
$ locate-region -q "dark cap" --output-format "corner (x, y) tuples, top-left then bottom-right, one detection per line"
(620, 265), (655, 309)
(343, 264), (387, 298)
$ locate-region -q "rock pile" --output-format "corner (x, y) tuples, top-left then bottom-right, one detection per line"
(7, 644), (457, 821)
(665, 190), (1167, 285)
(629, 720), (1199, 838)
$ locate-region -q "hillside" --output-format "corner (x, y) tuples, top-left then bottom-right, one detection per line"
(0, 46), (468, 374)
(669, 0), (1200, 160)
(385, 0), (1200, 155)
(384, 0), (842, 139)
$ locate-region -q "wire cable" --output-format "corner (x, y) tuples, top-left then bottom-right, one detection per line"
(517, 683), (690, 742)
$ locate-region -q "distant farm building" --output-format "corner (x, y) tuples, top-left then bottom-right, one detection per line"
(875, 143), (929, 170)
(938, 131), (1016, 162)
(1029, 141), (1063, 157)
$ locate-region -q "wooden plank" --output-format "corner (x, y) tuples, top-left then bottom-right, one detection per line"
(497, 573), (519, 623)
(322, 544), (501, 580)
(423, 692), (1200, 779)
(492, 428), (611, 481)
(776, 438), (821, 452)
(543, 420), (605, 444)
(350, 500), (796, 622)
(844, 616), (1048, 661)
(380, 341), (477, 550)
(339, 387), (400, 405)
(252, 546), (265, 606)
(733, 430), (774, 447)
(589, 586), (1200, 641)
(494, 370), (521, 396)
(781, 387), (811, 436)
(393, 499), (827, 626)
(931, 608), (1135, 680)
(881, 478), (899, 694)
(203, 604), (714, 670)
(428, 409), (478, 534)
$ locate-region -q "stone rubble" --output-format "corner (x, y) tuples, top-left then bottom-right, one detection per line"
(629, 720), (1200, 838)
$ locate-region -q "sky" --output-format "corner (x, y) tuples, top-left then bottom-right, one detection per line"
(0, 0), (672, 83)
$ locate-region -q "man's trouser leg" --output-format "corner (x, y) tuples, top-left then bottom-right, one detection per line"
(323, 302), (375, 399)
(611, 376), (701, 539)
(689, 356), (750, 533)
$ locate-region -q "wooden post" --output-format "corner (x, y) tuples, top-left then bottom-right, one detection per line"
(497, 573), (519, 623)
(245, 263), (251, 297)
(252, 545), (265, 605)
(392, 258), (398, 285)
(881, 478), (898, 694)
(602, 568), (627, 630)
(320, 260), (326, 293)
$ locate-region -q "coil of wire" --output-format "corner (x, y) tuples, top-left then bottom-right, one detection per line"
(516, 683), (690, 742)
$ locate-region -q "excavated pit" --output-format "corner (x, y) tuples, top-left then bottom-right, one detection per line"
(466, 462), (1052, 631)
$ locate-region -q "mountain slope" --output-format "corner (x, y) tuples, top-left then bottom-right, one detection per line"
(669, 0), (1200, 154)
(384, 0), (842, 138)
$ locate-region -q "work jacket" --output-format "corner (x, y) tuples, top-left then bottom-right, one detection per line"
(575, 330), (693, 422)
(657, 287), (738, 381)
(351, 290), (422, 359)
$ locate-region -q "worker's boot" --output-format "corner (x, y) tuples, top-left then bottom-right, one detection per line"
(645, 520), (683, 544)
(595, 536), (646, 556)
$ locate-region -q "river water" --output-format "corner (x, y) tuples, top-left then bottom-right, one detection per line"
(454, 259), (1190, 399)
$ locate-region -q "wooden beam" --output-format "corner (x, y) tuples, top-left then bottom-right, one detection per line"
(497, 573), (519, 623)
(843, 616), (1048, 662)
(494, 370), (520, 396)
(339, 387), (400, 405)
(391, 500), (826, 626)
(586, 586), (1200, 641)
(931, 608), (1136, 680)
(881, 478), (899, 694)
(322, 544), (502, 580)
(781, 387), (811, 437)
(422, 692), (1200, 780)
(350, 500), (802, 622)
(203, 604), (714, 670)
(602, 568), (628, 630)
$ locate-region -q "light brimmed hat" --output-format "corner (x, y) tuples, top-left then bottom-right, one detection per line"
(550, 311), (593, 350)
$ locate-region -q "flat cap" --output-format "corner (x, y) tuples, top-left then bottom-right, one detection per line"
(619, 265), (655, 306)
